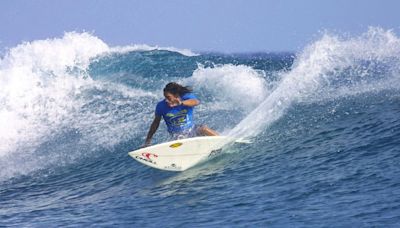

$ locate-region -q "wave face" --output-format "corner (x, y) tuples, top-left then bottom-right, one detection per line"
(1, 28), (400, 226)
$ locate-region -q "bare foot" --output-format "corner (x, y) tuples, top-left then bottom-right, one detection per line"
(197, 125), (219, 136)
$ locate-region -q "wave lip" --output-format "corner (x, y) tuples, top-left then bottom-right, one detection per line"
(110, 44), (198, 57)
(1, 32), (109, 72)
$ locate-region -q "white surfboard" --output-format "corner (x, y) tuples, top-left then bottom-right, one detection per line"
(128, 136), (241, 171)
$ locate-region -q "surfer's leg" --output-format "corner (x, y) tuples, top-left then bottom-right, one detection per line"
(196, 125), (219, 136)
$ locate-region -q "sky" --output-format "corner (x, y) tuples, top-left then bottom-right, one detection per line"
(0, 0), (399, 52)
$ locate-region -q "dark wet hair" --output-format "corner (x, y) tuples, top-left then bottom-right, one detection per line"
(163, 82), (192, 96)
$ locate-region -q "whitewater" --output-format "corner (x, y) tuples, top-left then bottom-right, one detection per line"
(0, 28), (399, 226)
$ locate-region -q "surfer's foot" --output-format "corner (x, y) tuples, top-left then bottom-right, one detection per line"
(198, 125), (219, 136)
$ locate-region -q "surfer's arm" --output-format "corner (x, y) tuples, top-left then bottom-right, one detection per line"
(180, 99), (199, 107)
(144, 115), (162, 146)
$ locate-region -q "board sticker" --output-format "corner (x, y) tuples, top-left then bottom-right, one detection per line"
(169, 142), (183, 148)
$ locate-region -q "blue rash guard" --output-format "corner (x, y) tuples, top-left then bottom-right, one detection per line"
(155, 93), (197, 134)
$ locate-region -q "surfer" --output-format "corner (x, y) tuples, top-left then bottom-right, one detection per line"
(144, 82), (218, 147)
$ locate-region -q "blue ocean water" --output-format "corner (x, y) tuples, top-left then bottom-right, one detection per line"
(1, 28), (400, 227)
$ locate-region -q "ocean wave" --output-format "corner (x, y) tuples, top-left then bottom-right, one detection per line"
(1, 28), (399, 181)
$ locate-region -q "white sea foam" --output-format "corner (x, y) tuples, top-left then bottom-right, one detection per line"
(229, 27), (400, 139)
(0, 32), (158, 181)
(0, 32), (107, 155)
(185, 64), (269, 111)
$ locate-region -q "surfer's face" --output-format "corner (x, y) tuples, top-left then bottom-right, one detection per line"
(164, 92), (180, 107)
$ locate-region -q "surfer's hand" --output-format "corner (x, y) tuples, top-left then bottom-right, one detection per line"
(142, 141), (151, 148)
(167, 97), (182, 107)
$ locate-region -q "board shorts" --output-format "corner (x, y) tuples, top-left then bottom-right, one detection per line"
(170, 124), (204, 140)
